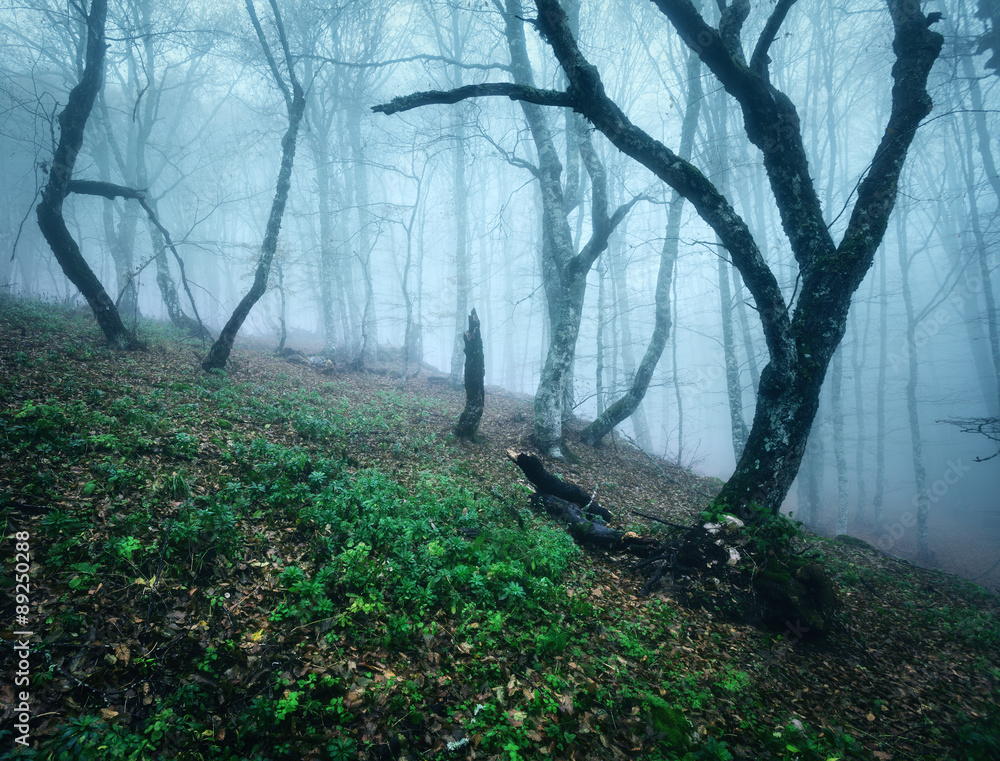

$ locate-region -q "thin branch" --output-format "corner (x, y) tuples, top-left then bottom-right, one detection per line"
(373, 82), (573, 115)
(302, 52), (511, 73)
(749, 0), (799, 76)
(245, 0), (291, 109)
(67, 180), (209, 339)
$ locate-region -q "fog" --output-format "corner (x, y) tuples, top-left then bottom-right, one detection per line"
(1, 0), (997, 587)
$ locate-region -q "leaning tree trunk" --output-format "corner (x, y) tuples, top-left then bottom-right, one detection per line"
(582, 222), (677, 447)
(35, 0), (135, 350)
(202, 0), (305, 372)
(455, 309), (485, 439)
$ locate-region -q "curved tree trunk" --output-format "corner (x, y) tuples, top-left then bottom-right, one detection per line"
(534, 0), (943, 518)
(202, 0), (305, 372)
(582, 227), (676, 448)
(581, 37), (702, 448)
(35, 0), (136, 350)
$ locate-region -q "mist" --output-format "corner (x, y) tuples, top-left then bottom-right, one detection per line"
(2, 0), (997, 588)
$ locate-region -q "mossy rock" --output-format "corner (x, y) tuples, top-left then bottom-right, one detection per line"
(643, 694), (693, 749)
(754, 561), (840, 638)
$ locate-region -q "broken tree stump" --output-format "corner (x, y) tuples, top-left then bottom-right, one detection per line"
(455, 309), (485, 440)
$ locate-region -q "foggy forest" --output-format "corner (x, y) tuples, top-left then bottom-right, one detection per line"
(1, 0), (999, 759)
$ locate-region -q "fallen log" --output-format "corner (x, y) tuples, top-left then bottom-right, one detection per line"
(505, 449), (612, 522)
(506, 449), (653, 555)
(531, 493), (657, 555)
(505, 449), (838, 637)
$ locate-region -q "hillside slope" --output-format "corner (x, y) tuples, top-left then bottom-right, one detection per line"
(1, 296), (998, 761)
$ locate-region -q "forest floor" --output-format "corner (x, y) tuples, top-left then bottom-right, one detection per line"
(1, 295), (999, 761)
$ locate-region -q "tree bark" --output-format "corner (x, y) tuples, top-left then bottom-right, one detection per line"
(35, 0), (136, 350)
(455, 309), (485, 439)
(719, 253), (749, 460)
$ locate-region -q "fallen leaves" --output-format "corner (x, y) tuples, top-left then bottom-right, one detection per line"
(1, 301), (998, 761)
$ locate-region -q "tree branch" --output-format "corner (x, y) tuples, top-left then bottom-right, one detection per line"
(652, 0), (835, 281)
(718, 0), (750, 65)
(68, 180), (210, 339)
(67, 179), (144, 200)
(373, 82), (573, 115)
(245, 0), (291, 110)
(532, 0), (795, 380)
(749, 0), (799, 77)
(302, 53), (511, 74)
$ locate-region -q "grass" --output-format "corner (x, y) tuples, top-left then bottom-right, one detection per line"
(0, 294), (998, 760)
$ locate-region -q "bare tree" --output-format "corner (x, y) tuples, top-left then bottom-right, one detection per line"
(35, 0), (136, 349)
(580, 37), (702, 448)
(202, 0), (305, 371)
(376, 0), (942, 518)
(378, 0), (641, 459)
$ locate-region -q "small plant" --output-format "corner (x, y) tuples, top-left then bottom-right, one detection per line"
(326, 737), (358, 760)
(840, 567), (861, 586)
(167, 496), (242, 574)
(717, 668), (750, 694)
(168, 431), (200, 459)
(112, 536), (143, 564)
(170, 469), (192, 498)
(68, 561), (101, 590)
(44, 714), (107, 761)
